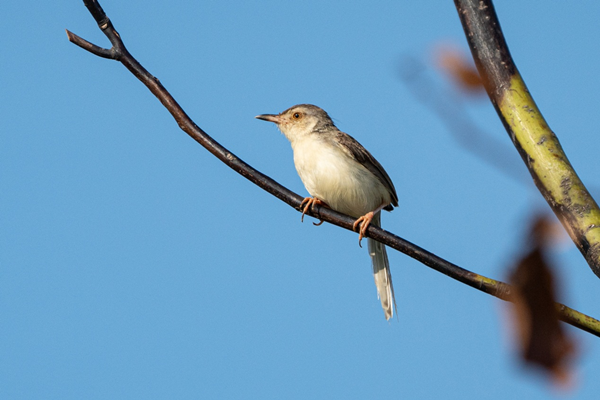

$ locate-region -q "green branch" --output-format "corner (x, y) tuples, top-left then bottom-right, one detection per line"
(454, 0), (600, 278)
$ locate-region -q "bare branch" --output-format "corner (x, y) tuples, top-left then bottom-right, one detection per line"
(67, 0), (600, 337)
(454, 0), (600, 278)
(66, 30), (114, 59)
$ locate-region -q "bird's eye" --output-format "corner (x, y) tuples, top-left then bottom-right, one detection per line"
(292, 112), (302, 119)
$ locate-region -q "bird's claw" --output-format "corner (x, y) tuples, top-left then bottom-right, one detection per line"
(300, 197), (327, 224)
(300, 197), (313, 223)
(353, 212), (374, 248)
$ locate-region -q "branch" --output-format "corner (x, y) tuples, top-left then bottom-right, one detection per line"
(454, 0), (600, 278)
(67, 0), (600, 337)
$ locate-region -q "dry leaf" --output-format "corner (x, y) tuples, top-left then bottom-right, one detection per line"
(435, 46), (484, 94)
(507, 215), (577, 388)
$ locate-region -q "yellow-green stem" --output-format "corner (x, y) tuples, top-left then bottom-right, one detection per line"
(499, 75), (600, 276)
(455, 0), (600, 277)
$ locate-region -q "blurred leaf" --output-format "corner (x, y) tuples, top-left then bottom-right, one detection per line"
(398, 53), (529, 185)
(435, 45), (484, 94)
(507, 215), (577, 388)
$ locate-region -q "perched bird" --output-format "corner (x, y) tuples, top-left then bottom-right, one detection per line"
(256, 104), (398, 320)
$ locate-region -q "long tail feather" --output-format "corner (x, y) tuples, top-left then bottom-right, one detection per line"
(367, 212), (396, 320)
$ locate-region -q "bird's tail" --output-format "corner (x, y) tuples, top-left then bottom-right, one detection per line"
(368, 212), (396, 320)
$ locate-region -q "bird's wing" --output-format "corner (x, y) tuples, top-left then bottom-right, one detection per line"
(334, 131), (399, 207)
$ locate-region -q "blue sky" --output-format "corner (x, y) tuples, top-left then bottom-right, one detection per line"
(2, 1), (600, 399)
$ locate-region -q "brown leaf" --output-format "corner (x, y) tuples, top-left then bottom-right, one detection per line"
(508, 216), (577, 388)
(435, 46), (484, 94)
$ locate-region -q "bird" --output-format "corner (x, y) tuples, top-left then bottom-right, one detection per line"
(256, 104), (398, 320)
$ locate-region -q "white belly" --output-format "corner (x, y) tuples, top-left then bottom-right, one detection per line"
(291, 137), (389, 218)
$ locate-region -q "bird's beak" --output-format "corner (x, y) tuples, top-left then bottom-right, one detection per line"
(255, 114), (281, 124)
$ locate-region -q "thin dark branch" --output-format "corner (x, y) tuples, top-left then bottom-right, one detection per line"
(67, 0), (600, 337)
(66, 30), (114, 59)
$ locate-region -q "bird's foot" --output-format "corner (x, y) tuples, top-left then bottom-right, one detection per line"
(353, 211), (375, 248)
(300, 197), (328, 224)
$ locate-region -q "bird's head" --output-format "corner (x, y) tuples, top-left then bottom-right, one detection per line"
(256, 104), (335, 142)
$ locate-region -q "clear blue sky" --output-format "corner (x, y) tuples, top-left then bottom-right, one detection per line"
(2, 1), (599, 398)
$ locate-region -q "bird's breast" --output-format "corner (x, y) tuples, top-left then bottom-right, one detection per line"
(291, 137), (390, 218)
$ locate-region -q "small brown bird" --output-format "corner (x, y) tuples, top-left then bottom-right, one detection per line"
(256, 104), (398, 320)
